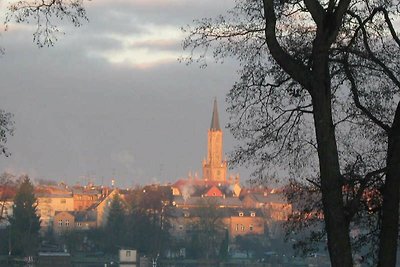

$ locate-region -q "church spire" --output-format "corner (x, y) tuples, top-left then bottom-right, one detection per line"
(203, 98), (227, 182)
(210, 98), (221, 131)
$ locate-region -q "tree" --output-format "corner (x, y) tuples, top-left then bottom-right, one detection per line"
(187, 198), (225, 259)
(219, 229), (229, 260)
(8, 176), (41, 256)
(183, 0), (400, 266)
(105, 194), (126, 253)
(235, 234), (265, 259)
(4, 0), (87, 48)
(0, 172), (17, 222)
(0, 111), (14, 158)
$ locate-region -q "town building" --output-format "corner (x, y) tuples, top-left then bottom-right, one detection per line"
(35, 186), (74, 229)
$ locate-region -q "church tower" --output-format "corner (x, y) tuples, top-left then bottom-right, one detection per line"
(202, 99), (227, 182)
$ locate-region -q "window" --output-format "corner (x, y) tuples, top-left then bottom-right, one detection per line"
(241, 224), (245, 231)
(250, 212), (256, 217)
(126, 251), (131, 257)
(239, 212), (244, 217)
(179, 225), (184, 230)
(235, 224), (239, 231)
(77, 222), (82, 227)
(65, 220), (70, 227)
(58, 220), (63, 226)
(249, 224), (254, 231)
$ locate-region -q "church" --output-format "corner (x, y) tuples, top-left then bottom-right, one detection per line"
(172, 99), (241, 200)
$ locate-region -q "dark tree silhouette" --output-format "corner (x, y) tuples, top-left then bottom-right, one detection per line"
(5, 0), (87, 47)
(8, 176), (41, 256)
(105, 194), (126, 253)
(182, 0), (400, 266)
(0, 111), (14, 157)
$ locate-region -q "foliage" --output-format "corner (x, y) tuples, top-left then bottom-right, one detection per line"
(8, 176), (41, 256)
(85, 189), (171, 257)
(219, 229), (229, 260)
(235, 234), (265, 259)
(186, 198), (225, 259)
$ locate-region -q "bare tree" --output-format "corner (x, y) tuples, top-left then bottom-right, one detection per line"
(4, 0), (88, 47)
(0, 110), (14, 157)
(182, 0), (400, 266)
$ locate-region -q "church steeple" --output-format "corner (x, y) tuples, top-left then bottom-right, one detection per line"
(202, 98), (227, 183)
(210, 98), (221, 131)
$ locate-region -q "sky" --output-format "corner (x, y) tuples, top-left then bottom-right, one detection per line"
(0, 0), (254, 188)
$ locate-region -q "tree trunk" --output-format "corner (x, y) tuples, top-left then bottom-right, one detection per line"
(378, 103), (400, 267)
(311, 87), (353, 267)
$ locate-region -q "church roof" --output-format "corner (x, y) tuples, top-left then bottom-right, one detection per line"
(210, 98), (221, 131)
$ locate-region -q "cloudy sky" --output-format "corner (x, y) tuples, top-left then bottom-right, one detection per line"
(0, 0), (254, 187)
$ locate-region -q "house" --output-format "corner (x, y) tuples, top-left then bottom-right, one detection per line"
(264, 193), (292, 221)
(242, 193), (270, 209)
(53, 210), (97, 233)
(74, 210), (97, 230)
(172, 196), (242, 209)
(203, 185), (223, 197)
(72, 186), (103, 211)
(91, 189), (119, 227)
(241, 190), (292, 221)
(119, 249), (137, 265)
(166, 206), (265, 240)
(53, 211), (75, 233)
(227, 209), (265, 238)
(35, 186), (74, 229)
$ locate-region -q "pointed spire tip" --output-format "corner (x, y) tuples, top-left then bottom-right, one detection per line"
(210, 98), (221, 131)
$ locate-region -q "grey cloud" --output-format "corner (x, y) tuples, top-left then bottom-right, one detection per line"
(0, 0), (252, 187)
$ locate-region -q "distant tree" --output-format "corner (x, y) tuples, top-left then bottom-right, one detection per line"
(235, 234), (265, 259)
(188, 199), (225, 259)
(61, 229), (86, 255)
(219, 229), (229, 260)
(0, 172), (17, 222)
(8, 176), (41, 256)
(105, 194), (126, 253)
